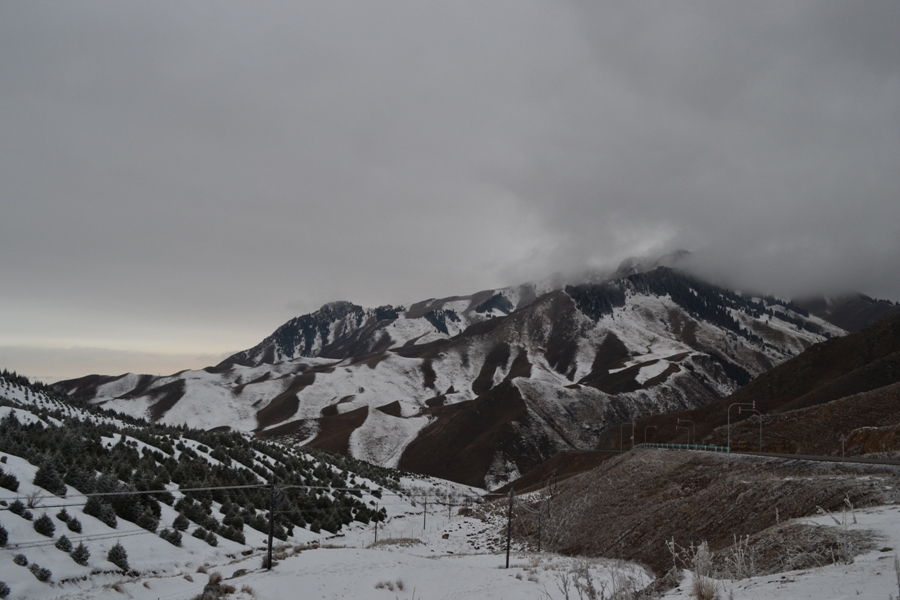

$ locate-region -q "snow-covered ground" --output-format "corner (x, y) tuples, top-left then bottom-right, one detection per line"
(5, 380), (900, 599)
(0, 442), (647, 600)
(663, 505), (900, 600)
(6, 440), (900, 600)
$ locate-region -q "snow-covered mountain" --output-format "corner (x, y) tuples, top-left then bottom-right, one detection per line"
(55, 266), (846, 489)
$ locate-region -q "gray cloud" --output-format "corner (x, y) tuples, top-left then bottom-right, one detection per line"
(1, 1), (898, 379)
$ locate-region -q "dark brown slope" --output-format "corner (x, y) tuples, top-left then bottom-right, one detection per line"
(303, 406), (370, 455)
(714, 381), (900, 455)
(798, 293), (900, 333)
(492, 450), (618, 495)
(514, 449), (900, 575)
(594, 313), (900, 451)
(399, 381), (555, 488)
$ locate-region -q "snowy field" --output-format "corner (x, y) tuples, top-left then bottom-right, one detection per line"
(5, 380), (900, 599)
(6, 473), (900, 600)
(0, 448), (650, 600)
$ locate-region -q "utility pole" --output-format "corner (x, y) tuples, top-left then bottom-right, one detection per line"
(675, 423), (690, 444)
(537, 500), (542, 553)
(266, 476), (275, 571)
(423, 498), (427, 531)
(620, 421), (635, 451)
(505, 489), (514, 569)
(677, 418), (695, 446)
(739, 407), (763, 451)
(727, 402), (755, 452)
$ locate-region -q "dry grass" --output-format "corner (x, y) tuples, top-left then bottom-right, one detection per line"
(369, 537), (423, 549)
(509, 449), (899, 575)
(374, 578), (405, 591)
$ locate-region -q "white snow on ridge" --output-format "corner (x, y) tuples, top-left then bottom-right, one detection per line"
(349, 410), (431, 468)
(94, 373), (145, 399)
(635, 360), (672, 385)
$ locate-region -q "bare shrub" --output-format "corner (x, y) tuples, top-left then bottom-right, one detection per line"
(692, 575), (718, 600)
(373, 578), (406, 591)
(719, 535), (757, 580)
(370, 537), (423, 549)
(665, 539), (719, 600)
(690, 542), (719, 600)
(190, 571), (236, 600)
(26, 489), (44, 509)
(547, 559), (638, 600)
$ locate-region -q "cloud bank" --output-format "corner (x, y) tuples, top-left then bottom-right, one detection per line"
(1, 1), (898, 379)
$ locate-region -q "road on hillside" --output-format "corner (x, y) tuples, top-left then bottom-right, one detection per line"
(732, 450), (900, 467)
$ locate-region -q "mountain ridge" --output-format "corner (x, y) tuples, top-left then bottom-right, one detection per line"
(55, 266), (881, 489)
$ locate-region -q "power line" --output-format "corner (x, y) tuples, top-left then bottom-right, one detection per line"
(9, 527), (157, 550)
(0, 483), (268, 505)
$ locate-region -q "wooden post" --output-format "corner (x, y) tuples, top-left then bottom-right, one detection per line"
(266, 476), (275, 571)
(423, 498), (427, 531)
(538, 500), (542, 553)
(505, 489), (513, 568)
(374, 502), (379, 545)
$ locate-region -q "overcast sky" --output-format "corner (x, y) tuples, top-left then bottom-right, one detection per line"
(2, 1), (899, 381)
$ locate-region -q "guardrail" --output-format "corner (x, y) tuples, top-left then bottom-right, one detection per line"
(634, 442), (730, 453)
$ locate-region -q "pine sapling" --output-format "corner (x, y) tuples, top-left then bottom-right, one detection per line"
(67, 516), (82, 533)
(33, 513), (55, 537)
(55, 535), (73, 552)
(28, 563), (52, 582)
(70, 542), (90, 566)
(107, 542), (129, 571)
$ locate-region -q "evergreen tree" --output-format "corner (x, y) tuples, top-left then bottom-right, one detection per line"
(67, 516), (82, 533)
(0, 523), (6, 546)
(55, 535), (73, 552)
(29, 563), (52, 582)
(159, 527), (182, 547)
(83, 496), (117, 528)
(204, 530), (218, 547)
(33, 465), (66, 496)
(0, 468), (19, 492)
(9, 499), (33, 520)
(107, 542), (128, 571)
(0, 580), (10, 598)
(70, 542), (90, 566)
(219, 525), (245, 545)
(173, 513), (189, 531)
(33, 513), (55, 537)
(136, 509), (158, 532)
